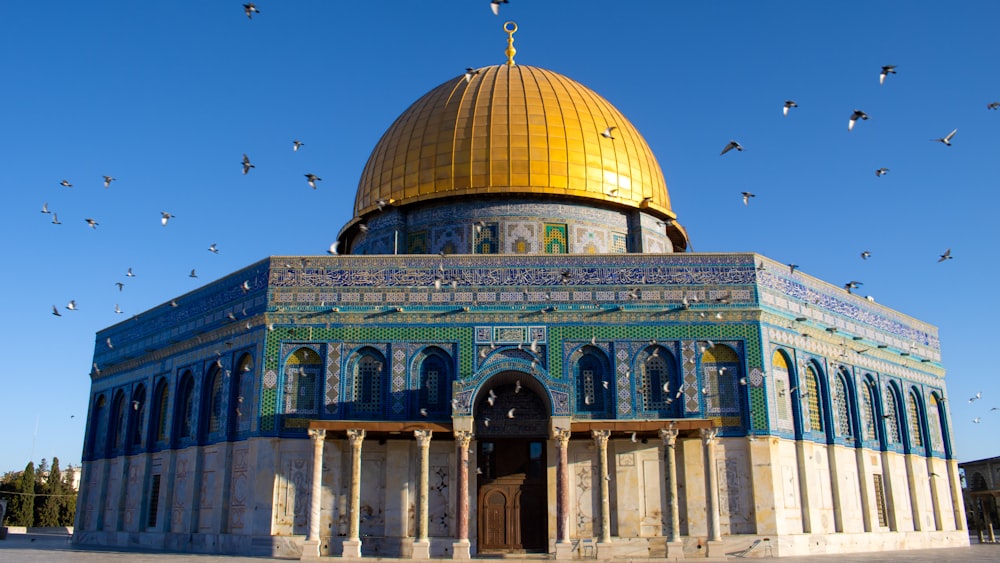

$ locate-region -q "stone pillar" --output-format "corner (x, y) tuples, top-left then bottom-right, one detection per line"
(453, 430), (473, 559)
(343, 428), (365, 558)
(301, 428), (326, 560)
(854, 447), (874, 533)
(946, 459), (967, 531)
(592, 429), (612, 547)
(904, 454), (924, 531)
(659, 427), (684, 558)
(553, 428), (573, 560)
(926, 458), (943, 531)
(412, 430), (433, 559)
(701, 428), (723, 557)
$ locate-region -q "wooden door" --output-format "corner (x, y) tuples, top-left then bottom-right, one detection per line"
(477, 439), (547, 553)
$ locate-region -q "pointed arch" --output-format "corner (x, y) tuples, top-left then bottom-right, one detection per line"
(87, 394), (107, 459)
(906, 387), (926, 454)
(347, 346), (387, 419)
(108, 389), (127, 454)
(832, 367), (856, 443)
(771, 348), (795, 433)
(174, 370), (196, 445)
(149, 378), (169, 446)
(128, 384), (147, 452)
(284, 347), (322, 414)
(701, 343), (744, 426)
(202, 363), (225, 441)
(859, 374), (881, 447)
(230, 353), (254, 439)
(927, 391), (948, 455)
(883, 382), (903, 447)
(414, 346), (453, 418)
(569, 345), (612, 416)
(801, 361), (825, 435)
(637, 344), (681, 417)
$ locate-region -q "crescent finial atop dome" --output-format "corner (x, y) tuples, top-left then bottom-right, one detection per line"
(504, 21), (517, 66)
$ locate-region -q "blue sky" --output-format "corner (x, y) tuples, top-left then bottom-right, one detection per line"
(1, 1), (998, 474)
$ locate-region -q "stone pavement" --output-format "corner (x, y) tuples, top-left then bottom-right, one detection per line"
(1, 533), (999, 563)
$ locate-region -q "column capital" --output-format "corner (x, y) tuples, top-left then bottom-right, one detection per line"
(700, 427), (718, 445)
(659, 427), (679, 446)
(552, 428), (572, 445)
(308, 428), (326, 442)
(454, 429), (473, 450)
(347, 428), (366, 447)
(591, 429), (611, 446)
(414, 429), (433, 447)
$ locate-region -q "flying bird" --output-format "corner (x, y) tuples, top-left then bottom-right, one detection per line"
(241, 153), (254, 174)
(875, 167), (889, 177)
(848, 110), (868, 131)
(66, 300), (78, 311)
(601, 126), (616, 139)
(103, 176), (116, 188)
(85, 218), (99, 229)
(305, 173), (322, 189)
(506, 408), (515, 419)
(515, 379), (523, 393)
(861, 250), (871, 260)
(932, 128), (957, 146)
(126, 267), (136, 277)
(51, 213), (61, 225)
(292, 140), (304, 151)
(988, 102), (1000, 110)
(189, 269), (198, 278)
(241, 280), (251, 292)
(631, 432), (638, 443)
(844, 281), (863, 293)
(41, 202), (50, 214)
(490, 0), (508, 16)
(419, 408), (428, 417)
(464, 67), (480, 83)
(783, 100), (798, 116)
(327, 241), (340, 255)
(879, 65), (896, 85)
(376, 198), (391, 211)
(741, 191), (755, 206)
(787, 264), (799, 274)
(720, 140), (744, 155)
(969, 391), (982, 403)
(938, 248), (953, 262)
(160, 212), (174, 226)
(115, 282), (124, 291)
(60, 179), (72, 187)
(243, 3), (259, 19)
(208, 243), (219, 253)
(51, 305), (62, 317)
(114, 304), (123, 314)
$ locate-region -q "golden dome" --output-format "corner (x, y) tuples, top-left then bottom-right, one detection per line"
(354, 64), (681, 230)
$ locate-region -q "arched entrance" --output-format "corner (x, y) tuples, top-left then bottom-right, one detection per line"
(474, 372), (549, 553)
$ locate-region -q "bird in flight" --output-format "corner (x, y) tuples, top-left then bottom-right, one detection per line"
(861, 250), (871, 260)
(989, 102), (1000, 110)
(490, 0), (508, 16)
(41, 202), (50, 214)
(741, 192), (755, 206)
(879, 65), (896, 85)
(51, 213), (61, 225)
(243, 3), (260, 19)
(242, 153), (254, 174)
(848, 110), (869, 131)
(208, 243), (219, 253)
(938, 248), (953, 262)
(376, 198), (392, 211)
(844, 280), (862, 293)
(305, 173), (321, 189)
(464, 68), (481, 83)
(720, 140), (744, 155)
(601, 126), (616, 139)
(115, 282), (124, 291)
(60, 179), (72, 188)
(103, 175), (116, 188)
(327, 241), (340, 255)
(85, 218), (99, 229)
(506, 408), (516, 419)
(51, 305), (62, 317)
(783, 100), (797, 116)
(66, 300), (78, 311)
(876, 167), (889, 177)
(969, 391), (982, 403)
(114, 304), (123, 314)
(788, 264), (799, 274)
(160, 212), (174, 226)
(126, 267), (136, 277)
(189, 269), (198, 278)
(932, 128), (957, 146)
(292, 140), (304, 152)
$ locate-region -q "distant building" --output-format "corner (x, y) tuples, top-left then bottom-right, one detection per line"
(960, 456), (1000, 535)
(73, 25), (968, 559)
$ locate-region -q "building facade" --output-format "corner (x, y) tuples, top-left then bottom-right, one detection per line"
(73, 30), (968, 559)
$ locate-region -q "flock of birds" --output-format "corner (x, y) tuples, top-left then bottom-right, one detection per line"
(967, 391), (999, 425)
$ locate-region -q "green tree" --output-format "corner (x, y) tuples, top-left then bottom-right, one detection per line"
(60, 465), (78, 527)
(35, 457), (63, 527)
(7, 461), (35, 526)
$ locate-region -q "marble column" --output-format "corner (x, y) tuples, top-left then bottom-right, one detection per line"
(701, 428), (723, 556)
(452, 430), (473, 559)
(413, 430), (433, 559)
(659, 426), (684, 558)
(553, 428), (573, 560)
(926, 457), (943, 531)
(302, 428), (326, 560)
(343, 428), (365, 559)
(946, 459), (966, 531)
(592, 429), (612, 547)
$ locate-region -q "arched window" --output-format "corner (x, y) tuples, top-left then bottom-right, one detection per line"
(230, 354), (254, 438)
(175, 371), (196, 442)
(202, 364), (225, 439)
(832, 369), (854, 440)
(907, 389), (924, 451)
(884, 385), (902, 445)
(417, 347), (452, 417)
(109, 390), (127, 453)
(88, 394), (107, 458)
(701, 344), (743, 424)
(639, 345), (679, 415)
(351, 348), (386, 417)
(927, 392), (946, 453)
(859, 376), (878, 443)
(772, 350), (795, 433)
(129, 384), (146, 451)
(285, 347), (322, 414)
(802, 364), (824, 434)
(150, 379), (169, 445)
(574, 346), (611, 415)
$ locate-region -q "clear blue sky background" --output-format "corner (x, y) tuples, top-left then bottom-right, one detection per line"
(1, 1), (997, 475)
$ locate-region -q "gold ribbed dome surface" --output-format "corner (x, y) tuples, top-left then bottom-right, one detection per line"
(354, 64), (675, 220)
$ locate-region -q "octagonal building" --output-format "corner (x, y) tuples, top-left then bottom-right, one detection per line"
(73, 27), (968, 559)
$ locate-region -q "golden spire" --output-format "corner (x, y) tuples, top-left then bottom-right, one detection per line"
(504, 21), (517, 66)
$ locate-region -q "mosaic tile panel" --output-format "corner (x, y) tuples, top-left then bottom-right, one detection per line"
(543, 223), (568, 254)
